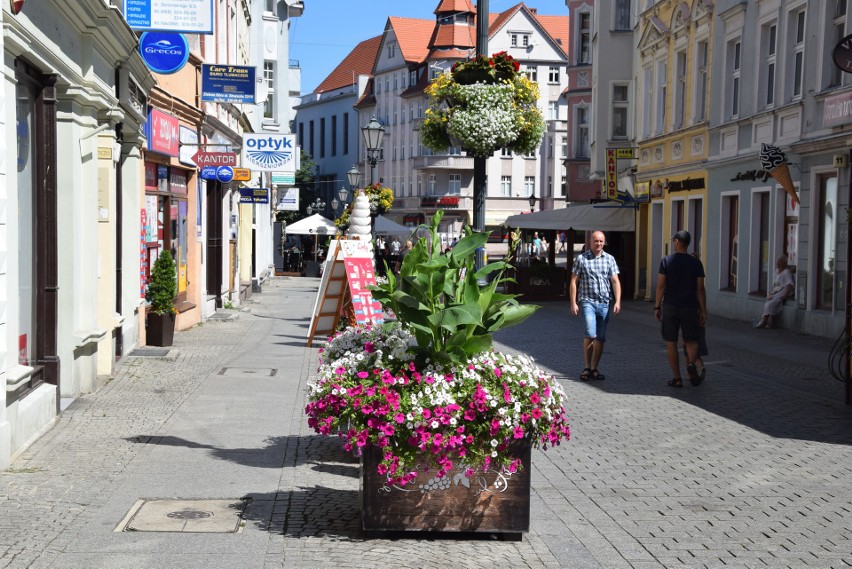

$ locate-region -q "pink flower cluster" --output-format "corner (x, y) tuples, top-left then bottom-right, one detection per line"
(306, 327), (571, 486)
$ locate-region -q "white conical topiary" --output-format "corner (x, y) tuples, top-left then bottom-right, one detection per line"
(347, 190), (372, 239)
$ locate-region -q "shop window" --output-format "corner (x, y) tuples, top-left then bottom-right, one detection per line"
(817, 174), (838, 310)
(721, 195), (739, 291)
(750, 191), (770, 294)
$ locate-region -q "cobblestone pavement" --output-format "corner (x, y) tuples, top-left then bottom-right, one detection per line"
(1, 277), (850, 569)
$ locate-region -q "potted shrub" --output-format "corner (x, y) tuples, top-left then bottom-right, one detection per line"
(145, 250), (177, 346)
(306, 212), (571, 534)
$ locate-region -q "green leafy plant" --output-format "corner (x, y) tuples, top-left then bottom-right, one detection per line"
(146, 250), (177, 315)
(370, 211), (538, 367)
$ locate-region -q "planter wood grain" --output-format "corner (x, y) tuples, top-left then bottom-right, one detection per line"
(360, 442), (531, 534)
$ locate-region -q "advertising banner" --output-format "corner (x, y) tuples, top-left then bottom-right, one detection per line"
(138, 32), (189, 74)
(201, 64), (256, 104)
(124, 0), (213, 34)
(146, 108), (180, 156)
(241, 133), (297, 172)
(344, 258), (384, 326)
(239, 188), (270, 204)
(277, 187), (299, 211)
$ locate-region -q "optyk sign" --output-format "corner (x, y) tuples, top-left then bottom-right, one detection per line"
(241, 134), (296, 172)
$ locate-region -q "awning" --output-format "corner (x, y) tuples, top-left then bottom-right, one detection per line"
(284, 213), (337, 235)
(504, 204), (635, 232)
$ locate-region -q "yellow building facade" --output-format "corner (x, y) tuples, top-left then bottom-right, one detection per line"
(634, 1), (714, 299)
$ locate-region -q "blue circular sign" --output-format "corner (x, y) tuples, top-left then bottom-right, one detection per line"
(216, 166), (234, 183)
(139, 33), (190, 75)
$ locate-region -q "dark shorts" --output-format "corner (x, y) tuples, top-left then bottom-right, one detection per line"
(661, 305), (700, 343)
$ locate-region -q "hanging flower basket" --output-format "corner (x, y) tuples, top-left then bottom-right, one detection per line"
(420, 52), (546, 158)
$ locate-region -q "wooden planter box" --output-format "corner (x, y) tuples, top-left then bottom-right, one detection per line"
(360, 442), (531, 535)
(146, 312), (175, 347)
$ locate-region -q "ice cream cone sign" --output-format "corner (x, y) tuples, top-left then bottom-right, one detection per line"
(760, 144), (799, 205)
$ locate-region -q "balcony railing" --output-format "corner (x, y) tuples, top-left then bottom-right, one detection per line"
(412, 155), (475, 170)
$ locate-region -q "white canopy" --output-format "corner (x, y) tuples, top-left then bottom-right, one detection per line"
(504, 204), (635, 232)
(284, 213), (338, 235)
(374, 215), (411, 236)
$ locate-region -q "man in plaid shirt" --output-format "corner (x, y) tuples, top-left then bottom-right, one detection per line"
(569, 230), (622, 381)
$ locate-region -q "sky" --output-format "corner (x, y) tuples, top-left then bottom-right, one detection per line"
(289, 0), (570, 95)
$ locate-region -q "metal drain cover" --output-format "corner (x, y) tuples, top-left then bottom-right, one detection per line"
(117, 499), (250, 533)
(129, 348), (171, 357)
(218, 367), (277, 377)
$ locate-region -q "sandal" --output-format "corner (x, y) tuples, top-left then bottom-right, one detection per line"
(590, 369), (605, 380)
(667, 377), (683, 387)
(580, 368), (592, 381)
(686, 363), (700, 385)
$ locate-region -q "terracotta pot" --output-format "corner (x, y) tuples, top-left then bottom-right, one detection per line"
(146, 312), (175, 347)
(360, 441), (531, 535)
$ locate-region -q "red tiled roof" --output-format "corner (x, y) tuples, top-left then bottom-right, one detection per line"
(427, 47), (474, 60)
(354, 77), (376, 110)
(434, 0), (476, 13)
(314, 35), (381, 94)
(388, 17), (435, 64)
(535, 14), (569, 51)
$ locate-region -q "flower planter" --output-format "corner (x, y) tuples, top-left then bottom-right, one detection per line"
(146, 312), (175, 347)
(360, 441), (531, 534)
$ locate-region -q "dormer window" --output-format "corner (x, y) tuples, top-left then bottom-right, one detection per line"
(510, 32), (531, 48)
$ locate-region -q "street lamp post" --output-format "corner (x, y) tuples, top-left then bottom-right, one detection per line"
(528, 194), (537, 212)
(361, 117), (385, 186)
(347, 165), (360, 192)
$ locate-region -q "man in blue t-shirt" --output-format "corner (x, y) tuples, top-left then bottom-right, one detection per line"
(654, 230), (707, 387)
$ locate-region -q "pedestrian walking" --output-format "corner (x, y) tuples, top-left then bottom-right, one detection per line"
(532, 231), (542, 258)
(654, 230), (707, 387)
(558, 230), (567, 253)
(569, 230), (621, 381)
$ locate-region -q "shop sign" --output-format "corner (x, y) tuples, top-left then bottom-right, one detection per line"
(241, 134), (296, 172)
(666, 177), (705, 193)
(233, 168), (252, 182)
(271, 172), (296, 184)
(420, 196), (460, 208)
(605, 148), (618, 199)
(179, 126), (198, 166)
(201, 64), (256, 104)
(823, 91), (852, 127)
(614, 148), (636, 159)
(191, 151), (237, 168)
(239, 187), (270, 204)
(277, 188), (298, 211)
(146, 108), (179, 156)
(650, 181), (664, 199)
(635, 182), (649, 202)
(124, 0), (213, 34)
(138, 32), (189, 75)
(730, 169), (771, 182)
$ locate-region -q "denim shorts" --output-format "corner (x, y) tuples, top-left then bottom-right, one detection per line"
(580, 301), (611, 342)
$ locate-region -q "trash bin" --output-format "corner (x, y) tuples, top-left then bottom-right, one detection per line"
(304, 260), (321, 278)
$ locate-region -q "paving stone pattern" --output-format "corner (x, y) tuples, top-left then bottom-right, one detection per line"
(0, 278), (850, 569)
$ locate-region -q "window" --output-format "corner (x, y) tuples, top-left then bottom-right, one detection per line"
(387, 43), (396, 58)
(524, 176), (535, 197)
(319, 117), (325, 158)
(523, 65), (537, 82)
(751, 191), (771, 294)
(830, 1), (847, 87)
(263, 61), (275, 119)
(727, 39), (741, 117)
(762, 23), (777, 107)
(614, 0), (631, 31)
(655, 59), (667, 133)
(417, 175), (422, 195)
(429, 174), (436, 194)
(579, 12), (591, 64)
(343, 112), (349, 155)
(510, 33), (530, 47)
(501, 175), (512, 196)
(429, 67), (441, 81)
(410, 69), (418, 86)
(817, 174), (838, 310)
(674, 51), (686, 129)
(790, 10), (805, 99)
(393, 74), (398, 90)
(689, 198), (704, 257)
(298, 122), (304, 149)
(308, 120), (314, 157)
(576, 107), (590, 157)
(548, 66), (560, 83)
(548, 136), (553, 157)
(449, 174), (461, 195)
(501, 147), (512, 157)
(331, 115), (337, 156)
(511, 33), (518, 47)
(612, 84), (629, 139)
(560, 135), (568, 158)
(721, 195), (739, 290)
(694, 40), (708, 122)
(408, 175), (413, 197)
(548, 101), (559, 120)
(642, 65), (652, 138)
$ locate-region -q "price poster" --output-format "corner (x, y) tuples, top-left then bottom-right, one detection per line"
(344, 258), (383, 325)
